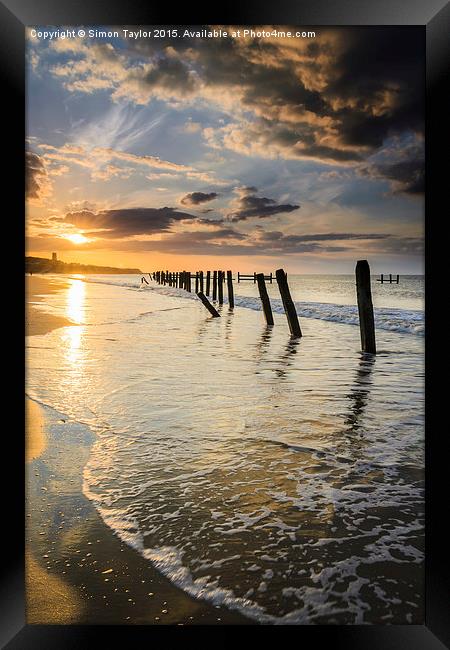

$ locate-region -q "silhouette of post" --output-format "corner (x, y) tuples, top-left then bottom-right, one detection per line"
(275, 268), (302, 337)
(218, 271), (224, 304)
(256, 273), (274, 326)
(212, 271), (217, 301)
(226, 271), (234, 308)
(197, 292), (220, 317)
(355, 260), (376, 354)
(206, 271), (211, 296)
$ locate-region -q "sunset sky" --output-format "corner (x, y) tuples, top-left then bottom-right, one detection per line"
(26, 26), (424, 273)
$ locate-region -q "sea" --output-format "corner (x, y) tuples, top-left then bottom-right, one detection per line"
(26, 273), (424, 624)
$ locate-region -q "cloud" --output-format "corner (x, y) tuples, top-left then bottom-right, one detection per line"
(180, 191), (219, 206)
(228, 188), (300, 222)
(42, 27), (423, 174)
(26, 151), (52, 203)
(63, 206), (198, 238)
(359, 135), (424, 195)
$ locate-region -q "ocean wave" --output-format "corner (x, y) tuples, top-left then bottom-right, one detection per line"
(72, 276), (424, 337)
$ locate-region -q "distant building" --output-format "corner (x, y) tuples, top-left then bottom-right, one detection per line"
(52, 252), (57, 262)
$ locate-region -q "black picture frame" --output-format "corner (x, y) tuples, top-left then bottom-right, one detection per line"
(3, 0), (448, 647)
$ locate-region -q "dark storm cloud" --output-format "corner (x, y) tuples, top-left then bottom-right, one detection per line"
(125, 27), (423, 168)
(63, 207), (198, 238)
(228, 192), (300, 222)
(361, 159), (424, 195)
(141, 56), (196, 94)
(327, 29), (424, 149)
(258, 231), (389, 244)
(180, 191), (219, 206)
(26, 150), (47, 199)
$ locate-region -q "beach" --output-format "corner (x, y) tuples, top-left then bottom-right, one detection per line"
(26, 275), (250, 624)
(25, 273), (424, 625)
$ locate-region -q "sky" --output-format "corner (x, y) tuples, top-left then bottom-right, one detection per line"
(26, 26), (424, 274)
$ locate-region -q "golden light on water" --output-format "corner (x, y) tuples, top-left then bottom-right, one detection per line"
(63, 279), (86, 365)
(66, 278), (85, 324)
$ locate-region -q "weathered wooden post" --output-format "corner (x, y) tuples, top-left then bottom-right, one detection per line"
(195, 272), (199, 293)
(253, 272), (256, 283)
(206, 271), (211, 296)
(380, 274), (384, 284)
(275, 268), (302, 338)
(188, 272), (192, 292)
(355, 260), (376, 354)
(212, 271), (217, 301)
(238, 272), (241, 283)
(197, 292), (221, 317)
(256, 273), (274, 326)
(389, 273), (392, 284)
(218, 271), (224, 304)
(200, 271), (204, 293)
(396, 274), (399, 284)
(226, 271), (234, 308)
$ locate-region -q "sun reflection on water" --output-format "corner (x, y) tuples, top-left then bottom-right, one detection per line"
(66, 278), (85, 324)
(63, 279), (86, 366)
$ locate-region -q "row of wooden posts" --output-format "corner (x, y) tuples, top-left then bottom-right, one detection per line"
(151, 270), (235, 308)
(148, 260), (377, 354)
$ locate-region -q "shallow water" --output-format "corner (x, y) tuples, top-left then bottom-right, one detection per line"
(26, 275), (424, 624)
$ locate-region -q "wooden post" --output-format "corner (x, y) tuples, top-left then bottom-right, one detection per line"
(253, 272), (256, 283)
(275, 268), (302, 338)
(380, 274), (384, 284)
(226, 271), (234, 308)
(389, 273), (392, 284)
(197, 292), (221, 317)
(396, 274), (399, 284)
(218, 271), (224, 304)
(188, 273), (191, 292)
(238, 272), (240, 283)
(200, 271), (204, 293)
(195, 272), (199, 293)
(213, 271), (217, 301)
(256, 273), (274, 326)
(355, 260), (376, 354)
(206, 271), (211, 296)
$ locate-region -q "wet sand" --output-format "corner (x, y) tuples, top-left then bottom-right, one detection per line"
(26, 276), (73, 336)
(26, 275), (251, 625)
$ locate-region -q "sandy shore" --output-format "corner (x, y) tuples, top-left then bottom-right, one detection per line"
(26, 275), (250, 625)
(26, 275), (73, 336)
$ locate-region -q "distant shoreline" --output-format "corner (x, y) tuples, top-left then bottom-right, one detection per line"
(25, 255), (142, 275)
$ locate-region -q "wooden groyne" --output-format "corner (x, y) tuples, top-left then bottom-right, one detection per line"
(376, 274), (400, 284)
(149, 261), (378, 352)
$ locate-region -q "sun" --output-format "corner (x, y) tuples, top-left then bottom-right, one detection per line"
(62, 233), (90, 245)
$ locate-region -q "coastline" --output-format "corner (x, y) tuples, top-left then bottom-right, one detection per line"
(26, 275), (73, 336)
(25, 275), (251, 624)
